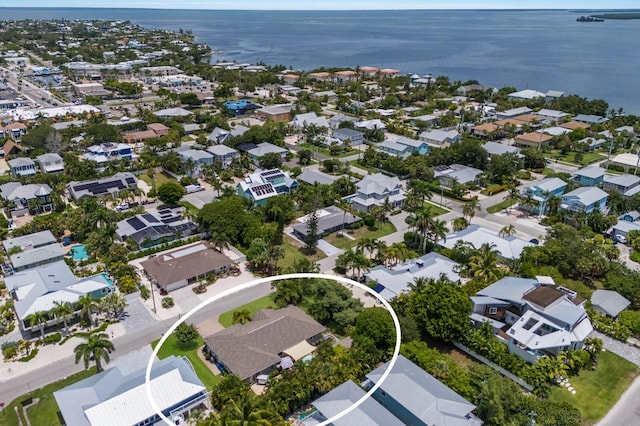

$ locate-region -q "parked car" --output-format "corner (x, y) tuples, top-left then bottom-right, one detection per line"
(615, 234), (628, 244)
(529, 238), (539, 245)
(185, 184), (205, 194)
(115, 202), (130, 211)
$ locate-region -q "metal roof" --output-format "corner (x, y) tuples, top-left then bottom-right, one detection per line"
(591, 290), (631, 317)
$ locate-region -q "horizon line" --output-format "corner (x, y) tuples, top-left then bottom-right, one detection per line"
(1, 6), (639, 11)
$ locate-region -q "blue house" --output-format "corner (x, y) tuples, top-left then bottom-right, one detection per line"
(395, 136), (429, 155)
(574, 166), (606, 187)
(223, 99), (260, 116)
(520, 177), (567, 215)
(8, 157), (36, 177)
(364, 355), (483, 426)
(561, 186), (608, 214)
(377, 140), (413, 158)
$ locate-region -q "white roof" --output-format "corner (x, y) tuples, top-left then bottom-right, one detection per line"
(84, 368), (205, 426)
(541, 126), (571, 136)
(441, 224), (533, 260)
(508, 89), (546, 99)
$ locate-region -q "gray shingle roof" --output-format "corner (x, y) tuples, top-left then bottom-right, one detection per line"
(591, 290), (631, 317)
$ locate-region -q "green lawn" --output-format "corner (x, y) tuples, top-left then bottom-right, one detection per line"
(324, 221), (396, 250)
(180, 200), (201, 217)
(218, 294), (278, 328)
(545, 150), (605, 166)
(278, 237), (326, 271)
(151, 334), (220, 390)
(3, 367), (97, 426)
(138, 171), (178, 187)
(298, 143), (358, 159)
(424, 201), (450, 216)
(549, 350), (639, 425)
(486, 199), (517, 214)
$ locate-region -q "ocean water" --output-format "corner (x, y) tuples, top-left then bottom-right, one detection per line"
(2, 8), (640, 113)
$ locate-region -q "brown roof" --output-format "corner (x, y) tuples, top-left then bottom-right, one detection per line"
(140, 241), (233, 287)
(147, 123), (169, 133)
(516, 132), (553, 143)
(495, 118), (524, 127)
(309, 72), (331, 78)
(282, 74), (300, 79)
(5, 122), (27, 130)
(3, 140), (27, 156)
(359, 67), (379, 72)
(514, 114), (544, 124)
(123, 129), (157, 142)
(560, 121), (590, 130)
(472, 123), (499, 133)
(335, 70), (357, 76)
(523, 285), (564, 308)
(379, 68), (400, 74)
(204, 305), (325, 380)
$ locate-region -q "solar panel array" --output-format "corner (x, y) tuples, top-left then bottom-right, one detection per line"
(72, 180), (126, 194)
(251, 183), (276, 197)
(125, 177), (136, 184)
(263, 172), (285, 182)
(128, 217), (146, 231)
(143, 214), (160, 223)
(434, 165), (451, 172)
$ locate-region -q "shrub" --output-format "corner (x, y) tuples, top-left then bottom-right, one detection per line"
(591, 313), (631, 341)
(362, 215), (375, 227)
(19, 348), (39, 362)
(43, 333), (62, 345)
(2, 344), (18, 360)
(161, 297), (175, 308)
(630, 251), (640, 263)
(618, 310), (640, 335)
(140, 285), (151, 300)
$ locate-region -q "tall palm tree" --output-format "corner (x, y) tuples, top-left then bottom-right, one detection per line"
(546, 194), (562, 216)
(468, 243), (502, 282)
(232, 309), (252, 325)
(26, 310), (48, 340)
(430, 219), (449, 246)
(52, 301), (74, 336)
(520, 193), (537, 217)
(74, 332), (115, 373)
(505, 185), (521, 212)
(210, 231), (231, 253)
(77, 294), (99, 329)
(357, 237), (377, 260)
(498, 224), (516, 237)
(407, 206), (435, 253)
(221, 394), (271, 426)
(462, 198), (481, 224)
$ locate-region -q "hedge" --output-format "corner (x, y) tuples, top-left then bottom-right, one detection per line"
(19, 349), (39, 362)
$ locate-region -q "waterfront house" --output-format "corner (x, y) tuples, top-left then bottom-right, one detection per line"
(36, 153), (64, 174)
(331, 128), (365, 146)
(8, 157), (36, 177)
(561, 187), (608, 214)
(54, 355), (207, 426)
(140, 241), (233, 292)
(520, 177), (567, 215)
(434, 164), (482, 188)
(350, 173), (406, 212)
(573, 166), (606, 186)
(237, 168), (298, 206)
(364, 355), (484, 425)
(366, 252), (460, 301)
(496, 106), (533, 119)
(418, 129), (460, 148)
(334, 70), (358, 83)
(206, 145), (240, 168)
(204, 305), (325, 384)
(441, 225), (533, 260)
(507, 90), (545, 101)
(0, 182), (53, 216)
(603, 174), (640, 196)
(471, 276), (592, 364)
(591, 290), (630, 318)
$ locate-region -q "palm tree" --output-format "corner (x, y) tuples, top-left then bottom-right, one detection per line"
(74, 332), (115, 373)
(430, 219), (449, 246)
(536, 355), (570, 381)
(26, 310), (48, 340)
(221, 394), (271, 425)
(273, 280), (304, 307)
(210, 231), (231, 253)
(499, 224), (516, 237)
(583, 337), (603, 362)
(452, 216), (469, 232)
(546, 194), (562, 216)
(468, 243), (502, 282)
(520, 193), (537, 217)
(504, 185), (521, 212)
(463, 198), (481, 224)
(407, 206), (435, 253)
(77, 294), (99, 329)
(52, 301), (74, 336)
(221, 185), (237, 198)
(357, 237), (377, 260)
(232, 309), (252, 325)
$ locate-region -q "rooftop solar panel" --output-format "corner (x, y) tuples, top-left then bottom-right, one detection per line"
(142, 214), (160, 223)
(128, 217), (146, 231)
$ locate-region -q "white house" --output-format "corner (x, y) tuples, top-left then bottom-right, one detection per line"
(350, 173), (406, 212)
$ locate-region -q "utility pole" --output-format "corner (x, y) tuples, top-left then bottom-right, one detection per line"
(150, 279), (157, 313)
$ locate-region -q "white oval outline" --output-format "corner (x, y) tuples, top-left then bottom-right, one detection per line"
(145, 273), (401, 425)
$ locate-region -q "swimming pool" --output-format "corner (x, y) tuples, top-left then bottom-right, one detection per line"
(71, 245), (89, 261)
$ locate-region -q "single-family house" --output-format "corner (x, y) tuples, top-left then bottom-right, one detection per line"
(578, 137), (607, 152)
(140, 241), (234, 292)
(2, 140), (27, 157)
(123, 122), (170, 143)
(573, 114), (608, 125)
(84, 143), (133, 163)
(536, 109), (568, 123)
(482, 141), (521, 157)
(542, 126), (572, 137)
(356, 119), (386, 131)
(545, 90), (565, 100)
(471, 276), (592, 363)
(334, 70), (358, 83)
(281, 73), (300, 85)
(603, 174), (640, 196)
(620, 210), (640, 223)
(237, 168), (298, 206)
(311, 89), (338, 101)
(54, 355), (208, 426)
(206, 145), (240, 168)
(5, 122), (27, 141)
(153, 107), (193, 118)
(434, 164), (482, 188)
(7, 261), (115, 336)
(616, 125), (636, 136)
(507, 90), (545, 101)
(514, 132), (553, 150)
(573, 166), (606, 187)
(204, 305), (325, 383)
(350, 173), (406, 212)
(441, 224), (533, 260)
(332, 128), (365, 146)
(290, 112), (329, 130)
(292, 206), (360, 239)
(363, 355), (484, 425)
(419, 129), (460, 148)
(116, 207), (198, 248)
(394, 136), (429, 155)
(560, 121), (591, 131)
(520, 177), (567, 215)
(591, 290), (630, 318)
(496, 106), (533, 119)
(255, 104), (294, 122)
(2, 231), (64, 272)
(297, 169), (339, 186)
(611, 219), (640, 238)
(457, 83), (491, 96)
(329, 114), (359, 129)
(36, 153), (64, 174)
(366, 252), (460, 301)
(207, 127), (232, 144)
(302, 380), (405, 426)
(0, 182), (53, 216)
(8, 157), (36, 177)
(246, 142), (288, 165)
(377, 139), (413, 158)
(178, 149), (214, 177)
(561, 186), (608, 213)
(66, 172), (138, 201)
(472, 123), (500, 138)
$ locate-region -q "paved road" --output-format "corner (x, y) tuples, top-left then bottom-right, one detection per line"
(597, 376), (640, 426)
(0, 284), (272, 406)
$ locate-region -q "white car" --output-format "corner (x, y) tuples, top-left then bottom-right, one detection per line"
(615, 234), (628, 244)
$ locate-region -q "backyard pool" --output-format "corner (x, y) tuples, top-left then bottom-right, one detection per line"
(71, 244), (89, 261)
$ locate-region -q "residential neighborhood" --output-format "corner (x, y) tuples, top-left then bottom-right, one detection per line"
(1, 16), (640, 426)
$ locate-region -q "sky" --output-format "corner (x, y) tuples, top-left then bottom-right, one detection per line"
(3, 1), (639, 10)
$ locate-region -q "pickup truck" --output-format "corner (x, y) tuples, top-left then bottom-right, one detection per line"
(185, 184), (205, 194)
